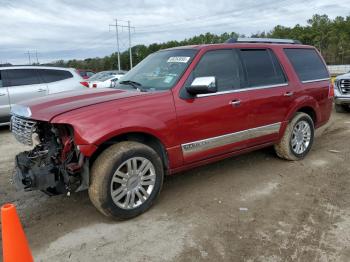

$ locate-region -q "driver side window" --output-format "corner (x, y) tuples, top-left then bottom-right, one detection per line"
(193, 49), (243, 92)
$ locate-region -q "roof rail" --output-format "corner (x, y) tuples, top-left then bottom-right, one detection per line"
(225, 37), (302, 44)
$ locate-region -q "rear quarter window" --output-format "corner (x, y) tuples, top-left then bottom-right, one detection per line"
(284, 48), (329, 82)
(38, 69), (73, 83)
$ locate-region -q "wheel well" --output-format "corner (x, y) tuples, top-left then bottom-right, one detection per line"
(89, 132), (169, 173)
(296, 107), (317, 125)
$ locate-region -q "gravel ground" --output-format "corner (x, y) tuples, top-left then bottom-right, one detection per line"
(0, 109), (350, 262)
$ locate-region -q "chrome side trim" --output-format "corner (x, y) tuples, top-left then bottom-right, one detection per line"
(301, 78), (330, 84)
(182, 122), (281, 157)
(197, 83), (288, 98)
(0, 122), (10, 127)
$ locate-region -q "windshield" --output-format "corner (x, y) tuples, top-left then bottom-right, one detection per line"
(89, 71), (117, 81)
(115, 49), (197, 91)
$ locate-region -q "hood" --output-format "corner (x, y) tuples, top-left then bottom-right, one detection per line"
(336, 72), (350, 80)
(12, 88), (143, 121)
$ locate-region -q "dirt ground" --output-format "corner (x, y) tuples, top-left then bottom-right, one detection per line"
(0, 110), (350, 262)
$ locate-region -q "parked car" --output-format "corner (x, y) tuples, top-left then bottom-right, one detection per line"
(0, 66), (88, 125)
(76, 69), (95, 79)
(88, 70), (126, 88)
(10, 38), (333, 219)
(334, 72), (350, 112)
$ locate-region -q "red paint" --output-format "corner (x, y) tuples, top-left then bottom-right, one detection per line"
(22, 43), (332, 173)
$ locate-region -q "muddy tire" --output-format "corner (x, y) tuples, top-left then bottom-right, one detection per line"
(89, 141), (164, 219)
(274, 112), (314, 161)
(335, 104), (350, 113)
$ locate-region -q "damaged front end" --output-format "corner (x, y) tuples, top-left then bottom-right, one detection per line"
(11, 115), (89, 195)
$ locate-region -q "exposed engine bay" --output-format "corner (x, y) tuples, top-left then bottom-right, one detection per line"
(13, 116), (88, 195)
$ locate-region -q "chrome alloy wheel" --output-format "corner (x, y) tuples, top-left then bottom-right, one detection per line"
(291, 120), (312, 154)
(110, 157), (156, 210)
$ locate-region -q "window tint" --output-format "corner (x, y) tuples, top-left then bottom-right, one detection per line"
(3, 69), (42, 87)
(193, 49), (243, 91)
(86, 71), (94, 77)
(79, 71), (86, 77)
(240, 49), (286, 87)
(38, 69), (73, 83)
(284, 48), (329, 82)
(0, 71), (2, 87)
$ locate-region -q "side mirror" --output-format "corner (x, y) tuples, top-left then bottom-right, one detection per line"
(186, 76), (217, 95)
(110, 78), (118, 88)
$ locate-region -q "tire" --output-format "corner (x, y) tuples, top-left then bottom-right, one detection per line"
(89, 141), (164, 219)
(274, 112), (314, 161)
(335, 104), (350, 113)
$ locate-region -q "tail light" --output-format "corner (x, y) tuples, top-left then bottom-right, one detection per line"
(80, 81), (89, 88)
(328, 82), (334, 98)
(92, 83), (97, 88)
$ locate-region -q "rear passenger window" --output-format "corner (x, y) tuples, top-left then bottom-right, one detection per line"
(39, 69), (73, 83)
(193, 49), (243, 91)
(239, 49), (286, 88)
(284, 48), (329, 82)
(3, 69), (43, 87)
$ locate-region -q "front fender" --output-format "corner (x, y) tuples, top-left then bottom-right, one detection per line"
(50, 92), (178, 157)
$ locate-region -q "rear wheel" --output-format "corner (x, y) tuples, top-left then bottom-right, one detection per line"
(89, 141), (164, 219)
(335, 104), (350, 113)
(274, 112), (314, 161)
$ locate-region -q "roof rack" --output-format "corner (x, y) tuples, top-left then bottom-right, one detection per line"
(225, 37), (302, 44)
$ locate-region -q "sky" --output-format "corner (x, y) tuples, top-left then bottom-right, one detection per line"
(0, 0), (349, 64)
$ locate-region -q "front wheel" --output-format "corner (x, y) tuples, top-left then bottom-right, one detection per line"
(274, 112), (315, 161)
(89, 141), (164, 219)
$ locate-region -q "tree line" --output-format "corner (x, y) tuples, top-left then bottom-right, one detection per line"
(49, 14), (350, 71)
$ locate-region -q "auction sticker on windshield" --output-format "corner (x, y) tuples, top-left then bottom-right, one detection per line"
(167, 56), (191, 63)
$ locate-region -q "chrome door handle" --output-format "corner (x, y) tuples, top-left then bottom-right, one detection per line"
(230, 99), (241, 107)
(284, 91), (294, 97)
(37, 88), (46, 92)
(0, 93), (6, 96)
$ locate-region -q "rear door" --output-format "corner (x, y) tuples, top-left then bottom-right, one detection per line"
(235, 48), (294, 147)
(0, 70), (11, 123)
(38, 69), (81, 93)
(4, 69), (48, 107)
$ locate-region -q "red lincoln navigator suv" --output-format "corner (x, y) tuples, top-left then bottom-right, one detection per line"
(11, 38), (333, 219)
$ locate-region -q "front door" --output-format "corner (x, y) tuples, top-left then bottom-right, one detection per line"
(0, 71), (10, 123)
(3, 69), (48, 108)
(174, 49), (253, 163)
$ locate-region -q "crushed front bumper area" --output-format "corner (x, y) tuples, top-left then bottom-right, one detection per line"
(14, 151), (59, 193)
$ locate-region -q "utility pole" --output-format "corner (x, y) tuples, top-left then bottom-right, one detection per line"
(109, 19), (135, 70)
(109, 19), (121, 71)
(35, 50), (39, 64)
(26, 51), (31, 65)
(128, 20), (133, 69)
